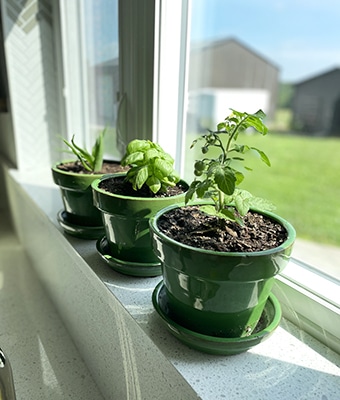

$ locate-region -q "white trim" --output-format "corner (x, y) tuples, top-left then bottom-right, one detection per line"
(274, 261), (340, 354)
(58, 0), (89, 144)
(283, 259), (340, 307)
(153, 0), (191, 173)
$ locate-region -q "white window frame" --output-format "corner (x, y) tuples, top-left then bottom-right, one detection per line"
(152, 0), (191, 174)
(57, 0), (340, 354)
(58, 0), (90, 146)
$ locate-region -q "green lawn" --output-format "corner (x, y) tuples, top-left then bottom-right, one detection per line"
(183, 132), (340, 247)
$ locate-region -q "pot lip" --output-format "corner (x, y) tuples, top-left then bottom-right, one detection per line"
(52, 160), (120, 177)
(91, 174), (188, 202)
(149, 202), (296, 257)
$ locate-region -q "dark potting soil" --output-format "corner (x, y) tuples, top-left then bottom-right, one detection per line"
(57, 160), (128, 175)
(157, 205), (288, 253)
(98, 176), (187, 198)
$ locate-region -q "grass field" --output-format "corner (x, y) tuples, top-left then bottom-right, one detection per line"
(183, 132), (340, 247)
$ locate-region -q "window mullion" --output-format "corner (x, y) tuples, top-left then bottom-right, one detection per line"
(58, 0), (89, 145)
(153, 0), (191, 173)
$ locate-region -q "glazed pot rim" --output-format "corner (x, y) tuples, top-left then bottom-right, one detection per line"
(52, 160), (120, 178)
(149, 202), (296, 257)
(92, 174), (188, 202)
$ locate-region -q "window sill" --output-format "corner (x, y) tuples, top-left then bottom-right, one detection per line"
(6, 167), (340, 400)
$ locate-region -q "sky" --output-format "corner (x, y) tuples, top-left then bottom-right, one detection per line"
(190, 0), (340, 83)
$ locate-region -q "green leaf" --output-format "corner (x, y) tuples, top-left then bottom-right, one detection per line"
(253, 109), (266, 119)
(144, 148), (160, 161)
(134, 166), (149, 190)
(199, 205), (239, 222)
(248, 196), (276, 212)
(71, 136), (93, 164)
(122, 151), (144, 166)
(199, 204), (218, 217)
(126, 139), (151, 154)
(206, 161), (219, 177)
(234, 170), (244, 185)
(234, 190), (252, 216)
(230, 144), (245, 155)
(214, 167), (236, 195)
(154, 158), (174, 177)
(196, 179), (213, 199)
(250, 147), (271, 166)
(92, 128), (106, 171)
(229, 109), (243, 118)
(216, 122), (226, 131)
(161, 152), (175, 164)
(185, 181), (202, 203)
(146, 176), (161, 194)
(62, 136), (93, 171)
(220, 207), (238, 221)
(246, 115), (267, 135)
(168, 171), (180, 184)
(69, 136), (87, 155)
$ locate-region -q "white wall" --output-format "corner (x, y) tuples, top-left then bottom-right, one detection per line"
(1, 0), (62, 172)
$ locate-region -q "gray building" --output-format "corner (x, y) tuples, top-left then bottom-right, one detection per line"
(189, 37), (280, 120)
(292, 67), (340, 136)
(93, 37), (280, 131)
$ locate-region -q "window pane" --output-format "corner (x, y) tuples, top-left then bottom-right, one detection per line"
(184, 0), (340, 279)
(83, 0), (120, 159)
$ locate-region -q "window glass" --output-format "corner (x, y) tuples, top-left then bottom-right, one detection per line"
(184, 0), (340, 279)
(83, 0), (120, 159)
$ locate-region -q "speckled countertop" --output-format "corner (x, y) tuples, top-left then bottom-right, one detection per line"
(0, 215), (104, 400)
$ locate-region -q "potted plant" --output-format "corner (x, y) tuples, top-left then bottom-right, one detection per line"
(91, 139), (188, 277)
(149, 109), (296, 354)
(52, 129), (128, 239)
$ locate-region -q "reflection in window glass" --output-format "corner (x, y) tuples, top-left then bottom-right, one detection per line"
(184, 0), (340, 277)
(83, 0), (120, 159)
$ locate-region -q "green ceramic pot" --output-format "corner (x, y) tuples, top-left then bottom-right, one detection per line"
(52, 160), (109, 227)
(149, 203), (296, 338)
(92, 175), (188, 265)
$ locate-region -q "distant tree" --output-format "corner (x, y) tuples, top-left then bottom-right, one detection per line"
(277, 83), (294, 108)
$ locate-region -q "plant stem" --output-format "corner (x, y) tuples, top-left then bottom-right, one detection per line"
(214, 136), (227, 163)
(218, 189), (224, 212)
(225, 115), (249, 159)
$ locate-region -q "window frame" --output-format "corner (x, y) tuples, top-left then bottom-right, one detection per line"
(58, 0), (90, 145)
(57, 0), (340, 354)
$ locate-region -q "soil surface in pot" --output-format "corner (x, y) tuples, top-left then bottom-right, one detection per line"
(99, 176), (187, 198)
(57, 160), (128, 175)
(157, 206), (287, 252)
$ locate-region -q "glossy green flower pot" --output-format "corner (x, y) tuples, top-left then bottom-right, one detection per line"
(92, 175), (188, 265)
(52, 161), (107, 227)
(149, 203), (296, 338)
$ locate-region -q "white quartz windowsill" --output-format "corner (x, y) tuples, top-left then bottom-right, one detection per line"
(7, 169), (340, 400)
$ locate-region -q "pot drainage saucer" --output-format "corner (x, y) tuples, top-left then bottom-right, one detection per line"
(96, 236), (162, 277)
(57, 210), (105, 240)
(152, 281), (282, 355)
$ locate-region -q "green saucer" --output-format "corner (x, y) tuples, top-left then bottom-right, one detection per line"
(152, 281), (282, 355)
(96, 236), (162, 277)
(57, 210), (105, 240)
